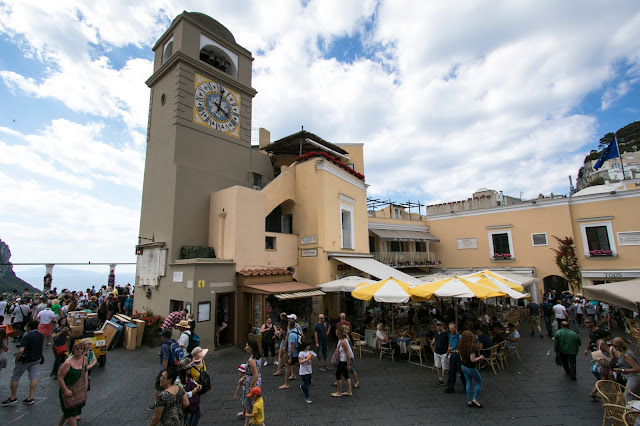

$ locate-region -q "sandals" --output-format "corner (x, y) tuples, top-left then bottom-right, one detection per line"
(236, 412), (244, 418)
(331, 392), (342, 397)
(278, 385), (290, 390)
(472, 400), (483, 408)
(353, 383), (360, 388)
(589, 393), (601, 401)
(342, 393), (352, 396)
(272, 372), (282, 376)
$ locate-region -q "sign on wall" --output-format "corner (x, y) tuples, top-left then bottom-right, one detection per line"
(300, 235), (318, 245)
(301, 248), (318, 257)
(173, 271), (183, 283)
(137, 248), (167, 286)
(618, 232), (640, 246)
(456, 237), (478, 250)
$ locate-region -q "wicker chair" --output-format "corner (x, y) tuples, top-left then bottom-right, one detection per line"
(597, 380), (627, 406)
(408, 337), (426, 365)
(379, 339), (394, 362)
(505, 339), (522, 362)
(351, 332), (367, 358)
(603, 404), (630, 426)
(623, 409), (640, 426)
(496, 341), (508, 369)
(478, 343), (501, 375)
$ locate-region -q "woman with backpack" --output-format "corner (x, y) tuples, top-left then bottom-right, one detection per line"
(259, 317), (277, 366)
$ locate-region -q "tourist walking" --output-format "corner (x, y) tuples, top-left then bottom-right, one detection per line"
(243, 387), (265, 426)
(2, 320), (44, 406)
(150, 366), (189, 426)
(239, 339), (262, 421)
(272, 313), (288, 376)
(56, 341), (88, 426)
(540, 297), (555, 337)
(610, 337), (640, 400)
(432, 321), (449, 386)
(314, 314), (331, 371)
(526, 300), (543, 338)
(552, 299), (568, 331)
(445, 323), (466, 393)
(298, 340), (316, 403)
(554, 321), (581, 381)
(279, 320), (300, 389)
(331, 325), (353, 397)
(259, 317), (277, 366)
(459, 330), (484, 408)
(36, 302), (56, 346)
(51, 317), (70, 378)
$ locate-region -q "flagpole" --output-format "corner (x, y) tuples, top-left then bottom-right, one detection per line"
(614, 133), (626, 181)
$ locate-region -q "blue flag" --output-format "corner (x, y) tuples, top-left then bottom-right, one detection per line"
(593, 138), (619, 170)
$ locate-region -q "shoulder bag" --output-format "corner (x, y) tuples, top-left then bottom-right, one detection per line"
(62, 358), (87, 409)
(331, 344), (340, 367)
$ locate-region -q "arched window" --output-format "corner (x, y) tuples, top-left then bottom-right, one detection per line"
(162, 37), (173, 64)
(199, 34), (238, 79)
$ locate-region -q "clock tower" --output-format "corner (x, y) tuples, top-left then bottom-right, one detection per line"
(135, 12), (273, 290)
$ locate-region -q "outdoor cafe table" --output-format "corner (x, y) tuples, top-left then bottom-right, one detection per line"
(394, 336), (412, 354)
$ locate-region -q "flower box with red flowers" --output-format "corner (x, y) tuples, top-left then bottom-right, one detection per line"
(491, 253), (513, 260)
(588, 250), (614, 257)
(296, 151), (365, 181)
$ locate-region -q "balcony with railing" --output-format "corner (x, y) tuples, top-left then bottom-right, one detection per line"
(372, 251), (438, 268)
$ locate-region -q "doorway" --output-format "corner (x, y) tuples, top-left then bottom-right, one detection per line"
(216, 293), (234, 347)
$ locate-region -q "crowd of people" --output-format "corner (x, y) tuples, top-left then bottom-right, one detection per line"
(0, 285), (133, 425)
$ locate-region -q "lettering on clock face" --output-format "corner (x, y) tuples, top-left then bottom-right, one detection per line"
(194, 81), (240, 133)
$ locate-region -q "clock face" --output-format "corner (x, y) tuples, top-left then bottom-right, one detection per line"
(194, 79), (241, 135)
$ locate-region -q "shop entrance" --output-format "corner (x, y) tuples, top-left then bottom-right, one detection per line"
(216, 293), (234, 347)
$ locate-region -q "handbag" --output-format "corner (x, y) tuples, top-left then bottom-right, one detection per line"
(554, 352), (562, 366)
(54, 343), (67, 356)
(591, 350), (612, 367)
(331, 345), (340, 367)
(62, 359), (87, 409)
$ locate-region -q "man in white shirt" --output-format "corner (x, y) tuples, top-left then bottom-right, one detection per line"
(552, 299), (568, 330)
(36, 303), (56, 346)
(176, 320), (192, 355)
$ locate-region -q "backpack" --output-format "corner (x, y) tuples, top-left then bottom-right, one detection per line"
(291, 329), (305, 353)
(542, 303), (554, 316)
(164, 340), (184, 366)
(184, 330), (200, 353)
(197, 370), (211, 394)
(585, 303), (597, 315)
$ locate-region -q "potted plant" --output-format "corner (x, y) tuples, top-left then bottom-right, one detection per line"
(491, 253), (512, 260)
(588, 250), (613, 257)
(132, 310), (165, 347)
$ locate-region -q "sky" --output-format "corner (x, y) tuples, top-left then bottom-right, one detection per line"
(1, 0), (639, 275)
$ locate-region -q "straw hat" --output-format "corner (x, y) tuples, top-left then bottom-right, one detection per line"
(190, 346), (209, 362)
(176, 320), (190, 329)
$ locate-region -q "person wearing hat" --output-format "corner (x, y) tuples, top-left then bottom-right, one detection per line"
(149, 329), (176, 411)
(176, 320), (192, 356)
(431, 321), (449, 387)
(188, 347), (208, 384)
(243, 387), (264, 426)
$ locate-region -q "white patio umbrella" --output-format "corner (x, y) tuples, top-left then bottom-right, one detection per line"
(318, 276), (371, 293)
(582, 279), (640, 313)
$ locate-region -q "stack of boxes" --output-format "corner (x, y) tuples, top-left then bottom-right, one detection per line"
(67, 311), (88, 338)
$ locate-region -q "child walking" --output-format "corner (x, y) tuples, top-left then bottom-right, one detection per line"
(234, 364), (247, 418)
(298, 340), (316, 403)
(244, 387), (265, 426)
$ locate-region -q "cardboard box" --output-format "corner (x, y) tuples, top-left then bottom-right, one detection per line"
(67, 311), (88, 327)
(114, 313), (132, 323)
(69, 325), (84, 338)
(123, 323), (138, 351)
(132, 319), (145, 348)
(87, 312), (98, 319)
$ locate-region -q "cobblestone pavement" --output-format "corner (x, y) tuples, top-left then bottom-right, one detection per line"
(0, 320), (614, 425)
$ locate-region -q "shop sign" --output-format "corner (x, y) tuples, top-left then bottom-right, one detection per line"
(457, 237), (478, 250)
(618, 232), (640, 246)
(301, 248), (318, 257)
(300, 235), (318, 245)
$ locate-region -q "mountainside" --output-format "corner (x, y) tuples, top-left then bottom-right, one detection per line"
(16, 267), (136, 293)
(0, 269), (41, 294)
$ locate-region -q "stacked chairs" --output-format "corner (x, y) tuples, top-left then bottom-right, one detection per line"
(595, 380), (640, 426)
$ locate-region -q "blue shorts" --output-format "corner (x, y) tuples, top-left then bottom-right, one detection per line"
(318, 343), (328, 359)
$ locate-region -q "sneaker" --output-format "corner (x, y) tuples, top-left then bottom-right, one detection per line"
(435, 380), (445, 387)
(147, 404), (156, 411)
(274, 361), (278, 366)
(263, 361), (268, 366)
(305, 398), (312, 404)
(22, 398), (34, 405)
(1, 397), (18, 406)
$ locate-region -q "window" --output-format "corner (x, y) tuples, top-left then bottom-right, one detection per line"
(341, 210), (353, 249)
(369, 236), (376, 253)
(339, 195), (355, 249)
(531, 233), (548, 246)
(390, 241), (404, 252)
(162, 37), (173, 64)
(488, 229), (514, 259)
(586, 226), (610, 251)
(415, 242), (426, 252)
(580, 221), (617, 257)
(252, 173), (263, 190)
(265, 236), (276, 250)
(347, 163), (355, 170)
